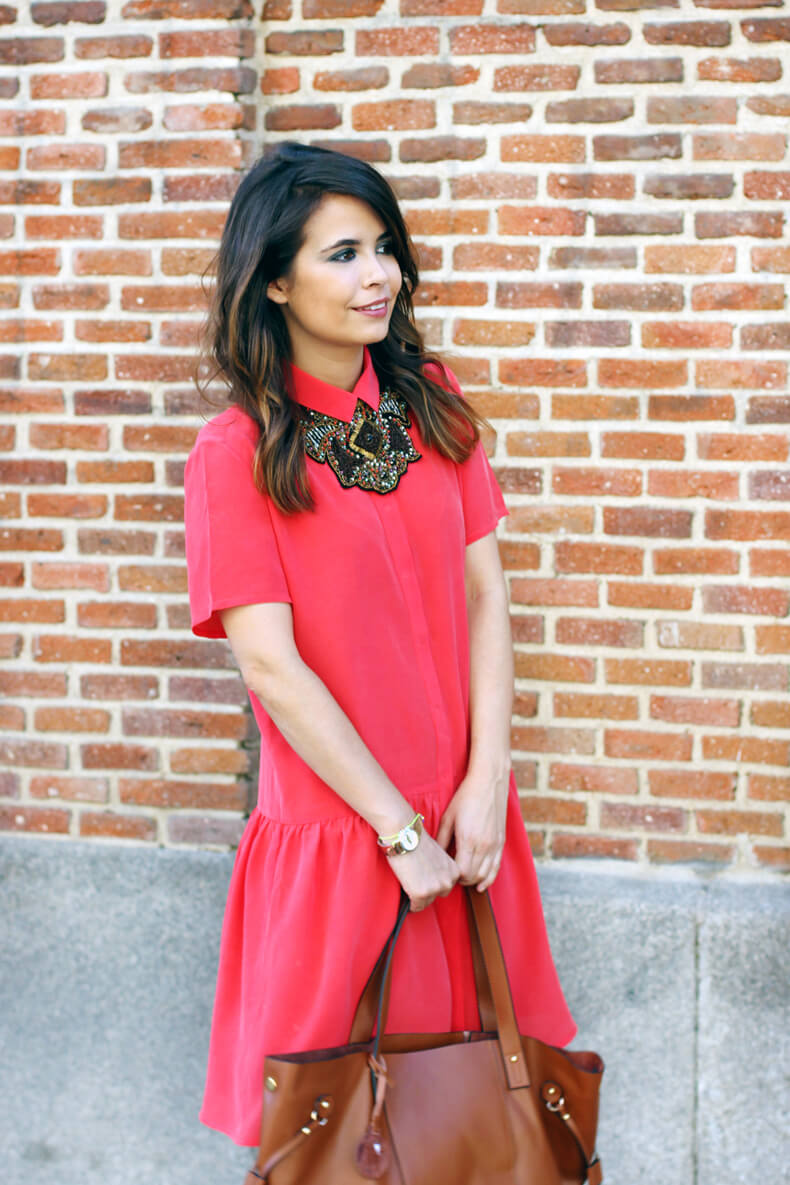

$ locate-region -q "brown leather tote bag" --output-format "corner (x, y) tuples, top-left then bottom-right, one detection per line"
(244, 887), (604, 1185)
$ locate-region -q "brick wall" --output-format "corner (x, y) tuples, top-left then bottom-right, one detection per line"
(1, 0), (789, 872)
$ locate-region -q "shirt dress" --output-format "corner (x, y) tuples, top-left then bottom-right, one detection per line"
(183, 348), (576, 1147)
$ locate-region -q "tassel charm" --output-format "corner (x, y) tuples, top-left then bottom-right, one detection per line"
(354, 1055), (392, 1179)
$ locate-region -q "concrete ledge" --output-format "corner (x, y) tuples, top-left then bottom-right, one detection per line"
(2, 837), (788, 1185)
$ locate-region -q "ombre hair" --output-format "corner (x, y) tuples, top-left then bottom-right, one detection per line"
(197, 141), (487, 514)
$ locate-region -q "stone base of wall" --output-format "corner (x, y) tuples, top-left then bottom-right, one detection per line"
(2, 836), (787, 1185)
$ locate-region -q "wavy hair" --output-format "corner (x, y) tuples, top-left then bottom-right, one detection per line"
(197, 141), (488, 514)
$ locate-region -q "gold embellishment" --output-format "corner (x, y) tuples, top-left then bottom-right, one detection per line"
(298, 390), (421, 495)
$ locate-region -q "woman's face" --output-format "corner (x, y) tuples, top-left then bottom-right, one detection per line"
(266, 193), (403, 373)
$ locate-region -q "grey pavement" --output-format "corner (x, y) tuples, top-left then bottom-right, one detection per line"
(1, 836), (787, 1185)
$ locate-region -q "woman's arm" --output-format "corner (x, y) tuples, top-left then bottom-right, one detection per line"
(436, 531), (514, 891)
(220, 601), (459, 911)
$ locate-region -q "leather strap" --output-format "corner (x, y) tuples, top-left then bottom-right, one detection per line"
(466, 889), (530, 1089)
(350, 887), (529, 1091)
(350, 889), (497, 1044)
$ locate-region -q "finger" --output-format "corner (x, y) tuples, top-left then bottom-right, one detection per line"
(435, 813), (454, 851)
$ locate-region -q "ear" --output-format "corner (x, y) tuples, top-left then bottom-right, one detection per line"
(266, 276), (290, 305)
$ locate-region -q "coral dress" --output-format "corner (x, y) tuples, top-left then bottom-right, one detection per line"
(183, 350), (576, 1147)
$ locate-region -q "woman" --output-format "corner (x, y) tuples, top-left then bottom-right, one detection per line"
(183, 142), (576, 1149)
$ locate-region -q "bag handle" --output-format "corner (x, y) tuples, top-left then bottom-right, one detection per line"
(349, 889), (497, 1044)
(351, 887), (529, 1090)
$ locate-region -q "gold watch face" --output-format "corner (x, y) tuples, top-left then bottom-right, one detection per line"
(400, 826), (419, 852)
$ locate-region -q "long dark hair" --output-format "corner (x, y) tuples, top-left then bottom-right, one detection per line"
(198, 141), (487, 514)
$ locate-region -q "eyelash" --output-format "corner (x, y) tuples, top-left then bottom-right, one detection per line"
(330, 242), (394, 263)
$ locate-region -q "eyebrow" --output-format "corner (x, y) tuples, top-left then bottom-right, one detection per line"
(320, 232), (391, 255)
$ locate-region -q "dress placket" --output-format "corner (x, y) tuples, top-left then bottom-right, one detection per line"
(372, 492), (456, 790)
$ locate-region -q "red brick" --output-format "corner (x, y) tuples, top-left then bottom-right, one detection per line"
(506, 431), (590, 458)
(31, 562), (109, 591)
(648, 839), (734, 865)
(77, 601), (157, 629)
(752, 845), (790, 871)
(511, 726), (595, 755)
(76, 34), (152, 57)
(119, 775), (246, 810)
(605, 729), (693, 761)
(602, 431), (685, 460)
(403, 62), (478, 89)
(122, 424), (196, 452)
(556, 617), (643, 649)
(657, 621), (744, 652)
(648, 470), (738, 501)
(33, 634), (111, 663)
(117, 564), (187, 594)
(702, 661), (787, 691)
(602, 801), (687, 832)
(514, 653), (595, 683)
(0, 805), (70, 833)
(509, 506), (593, 535)
(353, 99), (434, 132)
(0, 670), (66, 697)
(746, 395), (790, 424)
(551, 468), (640, 498)
(750, 471), (790, 502)
(412, 281), (486, 307)
(703, 585), (789, 617)
(650, 695), (740, 728)
(29, 352), (106, 380)
(649, 769), (735, 800)
(549, 763), (637, 795)
(73, 248), (152, 276)
(0, 526), (64, 550)
(702, 735), (789, 765)
(555, 541), (642, 575)
(400, 136), (485, 163)
(81, 673), (158, 700)
(29, 493), (107, 518)
(0, 739), (68, 768)
(654, 548), (739, 576)
(35, 705), (110, 731)
(552, 833), (638, 860)
(0, 248), (61, 276)
(707, 509), (790, 541)
(29, 775), (109, 802)
(519, 796), (587, 826)
(748, 774), (790, 802)
(30, 422), (108, 448)
(314, 66), (387, 91)
(751, 700), (790, 729)
(114, 494), (183, 522)
(80, 742), (157, 770)
(0, 563), (23, 587)
(170, 747), (249, 775)
(508, 615), (542, 645)
(0, 37), (64, 64)
(80, 811), (157, 841)
(266, 29), (343, 54)
(750, 549), (790, 578)
(0, 704), (25, 729)
(121, 638), (234, 668)
(0, 598), (65, 623)
(510, 579), (598, 608)
(604, 506), (691, 539)
(121, 707), (247, 740)
(698, 808), (784, 838)
(698, 360), (786, 391)
(554, 692), (638, 721)
(78, 528), (155, 555)
(356, 27), (438, 55)
(606, 659), (692, 687)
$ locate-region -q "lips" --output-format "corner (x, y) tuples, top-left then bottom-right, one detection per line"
(354, 299), (389, 313)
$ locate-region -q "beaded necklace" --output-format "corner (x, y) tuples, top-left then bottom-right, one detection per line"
(297, 389), (421, 495)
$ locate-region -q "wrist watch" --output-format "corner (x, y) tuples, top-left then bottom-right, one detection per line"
(377, 812), (424, 857)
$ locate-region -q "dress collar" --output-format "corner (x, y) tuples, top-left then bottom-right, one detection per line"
(286, 348), (381, 423)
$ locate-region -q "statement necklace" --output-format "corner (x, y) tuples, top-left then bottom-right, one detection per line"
(297, 389), (421, 495)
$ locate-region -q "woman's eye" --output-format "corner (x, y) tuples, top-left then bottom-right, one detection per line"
(331, 248), (355, 262)
(376, 240), (394, 254)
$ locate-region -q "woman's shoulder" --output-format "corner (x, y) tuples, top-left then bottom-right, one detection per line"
(192, 403), (259, 461)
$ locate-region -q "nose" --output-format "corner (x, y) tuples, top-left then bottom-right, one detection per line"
(362, 250), (389, 287)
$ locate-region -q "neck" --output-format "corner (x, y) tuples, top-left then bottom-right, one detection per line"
(288, 342), (366, 393)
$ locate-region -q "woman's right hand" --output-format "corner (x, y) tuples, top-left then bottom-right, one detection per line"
(386, 833), (460, 912)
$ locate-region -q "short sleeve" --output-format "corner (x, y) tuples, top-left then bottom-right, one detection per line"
(457, 440), (509, 544)
(424, 358), (509, 545)
(183, 432), (291, 639)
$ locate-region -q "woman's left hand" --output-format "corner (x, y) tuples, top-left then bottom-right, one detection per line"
(435, 768), (510, 893)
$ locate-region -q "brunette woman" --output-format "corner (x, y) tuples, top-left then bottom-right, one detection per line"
(183, 142), (575, 1148)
